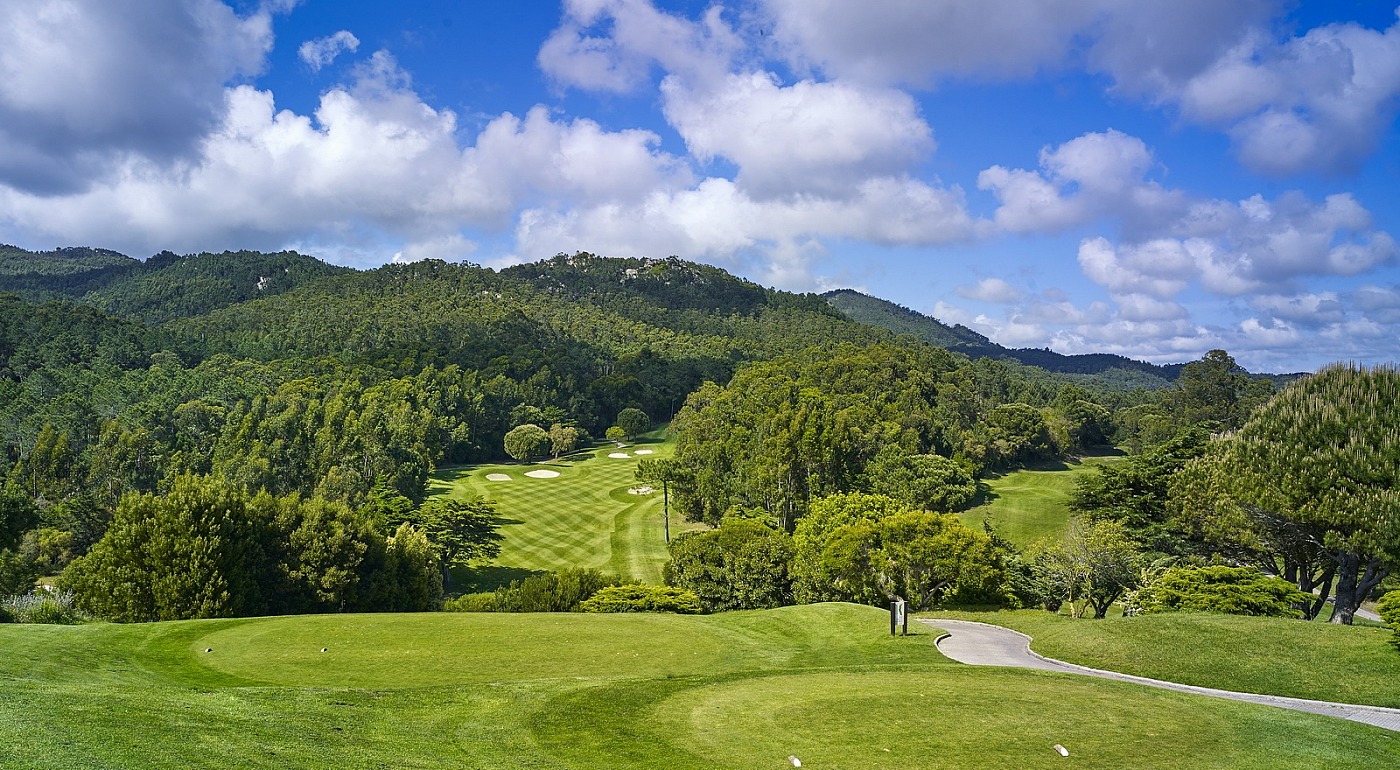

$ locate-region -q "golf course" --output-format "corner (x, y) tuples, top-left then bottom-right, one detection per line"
(427, 429), (688, 587)
(958, 453), (1124, 548)
(2, 602), (1397, 769)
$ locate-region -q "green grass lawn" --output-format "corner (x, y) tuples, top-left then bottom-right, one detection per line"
(428, 428), (696, 589)
(927, 609), (1400, 708)
(2, 605), (1396, 769)
(959, 452), (1125, 548)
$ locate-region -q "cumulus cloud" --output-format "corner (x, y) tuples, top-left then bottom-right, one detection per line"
(1175, 12), (1400, 175)
(980, 130), (1184, 234)
(985, 131), (1399, 299)
(0, 51), (693, 261)
(510, 175), (984, 279)
(299, 30), (359, 71)
(764, 0), (1400, 175)
(956, 277), (1023, 303)
(0, 0), (277, 193)
(537, 0), (738, 93)
(661, 72), (934, 197)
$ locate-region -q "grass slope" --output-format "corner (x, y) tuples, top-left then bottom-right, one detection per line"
(2, 605), (1396, 768)
(959, 454), (1124, 548)
(428, 429), (691, 588)
(929, 609), (1400, 708)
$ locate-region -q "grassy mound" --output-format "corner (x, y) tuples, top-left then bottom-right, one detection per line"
(1, 604), (1397, 768)
(929, 609), (1400, 708)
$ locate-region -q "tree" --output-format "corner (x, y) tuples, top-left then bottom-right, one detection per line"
(1070, 429), (1208, 554)
(548, 423), (580, 459)
(415, 497), (503, 588)
(791, 492), (1005, 610)
(1163, 349), (1272, 431)
(616, 408), (651, 440)
(604, 426), (627, 443)
(0, 489), (39, 552)
(664, 518), (794, 612)
(861, 448), (977, 512)
(1032, 519), (1140, 618)
(503, 424), (550, 461)
(636, 457), (682, 542)
(60, 475), (273, 622)
(1170, 364), (1400, 624)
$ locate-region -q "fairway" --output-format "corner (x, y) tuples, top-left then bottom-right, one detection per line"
(428, 428), (690, 587)
(959, 453), (1124, 547)
(1, 604), (1395, 769)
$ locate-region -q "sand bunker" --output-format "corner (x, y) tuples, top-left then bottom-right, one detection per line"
(608, 452), (631, 459)
(628, 486), (655, 495)
(524, 469), (560, 479)
(485, 473), (511, 482)
(634, 449), (654, 455)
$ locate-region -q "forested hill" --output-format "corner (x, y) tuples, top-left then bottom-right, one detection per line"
(0, 245), (350, 322)
(824, 289), (1181, 387)
(0, 250), (919, 510)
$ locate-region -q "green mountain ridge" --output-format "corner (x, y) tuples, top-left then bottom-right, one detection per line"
(823, 288), (1183, 385)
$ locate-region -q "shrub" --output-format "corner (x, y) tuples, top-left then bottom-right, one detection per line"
(444, 568), (622, 613)
(665, 519), (794, 612)
(2, 589), (90, 624)
(1378, 590), (1400, 649)
(1135, 566), (1310, 618)
(444, 592), (499, 612)
(579, 584), (703, 614)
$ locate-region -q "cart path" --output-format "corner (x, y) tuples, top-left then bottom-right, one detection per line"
(920, 617), (1400, 733)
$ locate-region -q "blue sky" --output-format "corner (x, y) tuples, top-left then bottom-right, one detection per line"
(3, 1), (1400, 373)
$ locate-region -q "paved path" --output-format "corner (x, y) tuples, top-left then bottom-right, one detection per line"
(919, 617), (1400, 733)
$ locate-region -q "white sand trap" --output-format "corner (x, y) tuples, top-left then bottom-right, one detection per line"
(524, 469), (560, 479)
(634, 449), (654, 455)
(608, 452), (631, 459)
(628, 485), (654, 495)
(485, 473), (511, 482)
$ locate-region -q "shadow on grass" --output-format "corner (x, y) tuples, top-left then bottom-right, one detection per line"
(453, 565), (545, 593)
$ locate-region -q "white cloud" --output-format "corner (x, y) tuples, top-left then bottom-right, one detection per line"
(299, 30), (359, 71)
(764, 0), (1400, 175)
(1113, 293), (1189, 322)
(537, 0), (737, 93)
(0, 52), (693, 262)
(1176, 12), (1400, 175)
(1247, 292), (1344, 326)
(510, 175), (985, 281)
(661, 71), (934, 197)
(956, 277), (1023, 303)
(0, 0), (277, 193)
(1238, 317), (1301, 347)
(980, 130), (1185, 234)
(986, 132), (1399, 299)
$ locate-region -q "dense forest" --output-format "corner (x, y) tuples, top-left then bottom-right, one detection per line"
(1, 245), (1393, 628)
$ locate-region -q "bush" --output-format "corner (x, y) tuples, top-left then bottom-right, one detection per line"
(1136, 566), (1311, 618)
(444, 592), (499, 612)
(1378, 590), (1400, 649)
(2, 590), (90, 624)
(664, 519), (793, 612)
(444, 568), (621, 613)
(579, 584), (702, 614)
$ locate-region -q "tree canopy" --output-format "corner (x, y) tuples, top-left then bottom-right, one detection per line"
(1171, 364), (1400, 624)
